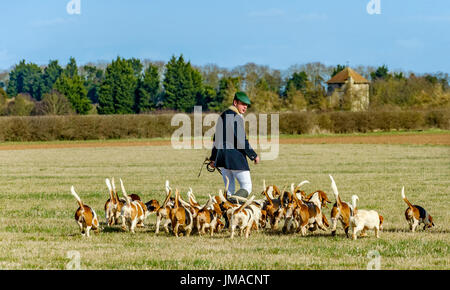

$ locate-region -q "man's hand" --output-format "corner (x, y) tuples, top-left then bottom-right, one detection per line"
(209, 161), (215, 168)
(254, 156), (260, 164)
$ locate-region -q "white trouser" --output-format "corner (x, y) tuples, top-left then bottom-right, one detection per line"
(219, 167), (252, 196)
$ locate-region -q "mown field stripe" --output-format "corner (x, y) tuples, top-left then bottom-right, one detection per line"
(0, 132), (449, 150)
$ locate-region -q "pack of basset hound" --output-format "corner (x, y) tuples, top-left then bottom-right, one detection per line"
(69, 175), (435, 239)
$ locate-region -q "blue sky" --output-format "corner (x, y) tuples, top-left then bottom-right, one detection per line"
(1, 0), (449, 73)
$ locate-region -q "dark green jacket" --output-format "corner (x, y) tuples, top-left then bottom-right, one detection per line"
(209, 107), (257, 170)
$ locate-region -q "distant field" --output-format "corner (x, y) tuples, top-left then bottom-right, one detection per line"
(0, 129), (448, 150)
(0, 133), (448, 269)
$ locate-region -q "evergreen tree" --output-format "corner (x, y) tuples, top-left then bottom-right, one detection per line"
(191, 66), (205, 108)
(331, 64), (346, 77)
(41, 60), (63, 96)
(127, 58), (144, 78)
(201, 85), (217, 111)
(285, 72), (308, 95)
(135, 64), (160, 113)
(52, 57), (91, 114)
(7, 60), (44, 100)
(163, 55), (202, 112)
(53, 74), (91, 114)
(65, 57), (78, 78)
(82, 65), (104, 104)
(371, 65), (390, 80)
(98, 57), (138, 114)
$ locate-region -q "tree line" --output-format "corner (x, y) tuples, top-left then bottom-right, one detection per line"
(0, 56), (449, 116)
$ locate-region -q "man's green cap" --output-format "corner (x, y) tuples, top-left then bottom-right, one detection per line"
(234, 91), (251, 105)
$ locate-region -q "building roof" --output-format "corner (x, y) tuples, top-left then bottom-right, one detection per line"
(326, 67), (370, 84)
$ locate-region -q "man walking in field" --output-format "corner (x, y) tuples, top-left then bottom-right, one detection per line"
(209, 91), (259, 197)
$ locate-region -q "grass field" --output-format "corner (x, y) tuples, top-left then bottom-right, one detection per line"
(0, 132), (449, 269)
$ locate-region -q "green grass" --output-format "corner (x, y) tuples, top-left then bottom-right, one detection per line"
(0, 142), (448, 269)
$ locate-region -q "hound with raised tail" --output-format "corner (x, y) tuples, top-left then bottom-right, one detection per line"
(261, 181), (283, 230)
(104, 178), (125, 226)
(229, 195), (257, 239)
(289, 183), (327, 235)
(169, 188), (194, 237)
(150, 180), (175, 234)
(329, 175), (353, 237)
(349, 195), (383, 240)
(104, 178), (116, 226)
(195, 195), (223, 236)
(401, 187), (434, 232)
(119, 179), (146, 233)
(70, 186), (99, 237)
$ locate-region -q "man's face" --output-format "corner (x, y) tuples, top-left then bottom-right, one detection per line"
(233, 100), (248, 114)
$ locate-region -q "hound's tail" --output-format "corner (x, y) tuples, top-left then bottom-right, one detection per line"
(119, 178), (132, 205)
(329, 175), (342, 207)
(293, 180), (310, 194)
(224, 176), (230, 198)
(174, 189), (180, 209)
(401, 186), (414, 210)
(351, 195), (358, 215)
(162, 180), (172, 207)
(165, 180), (170, 195)
(234, 195), (255, 214)
(111, 177), (121, 204)
(70, 186), (84, 211)
(187, 187), (198, 207)
(263, 185), (274, 205)
(201, 195), (214, 211)
(105, 178), (116, 204)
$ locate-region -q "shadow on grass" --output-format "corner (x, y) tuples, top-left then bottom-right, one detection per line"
(101, 227), (124, 233)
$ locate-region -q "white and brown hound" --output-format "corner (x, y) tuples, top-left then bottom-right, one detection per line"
(401, 187), (434, 232)
(70, 186), (99, 237)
